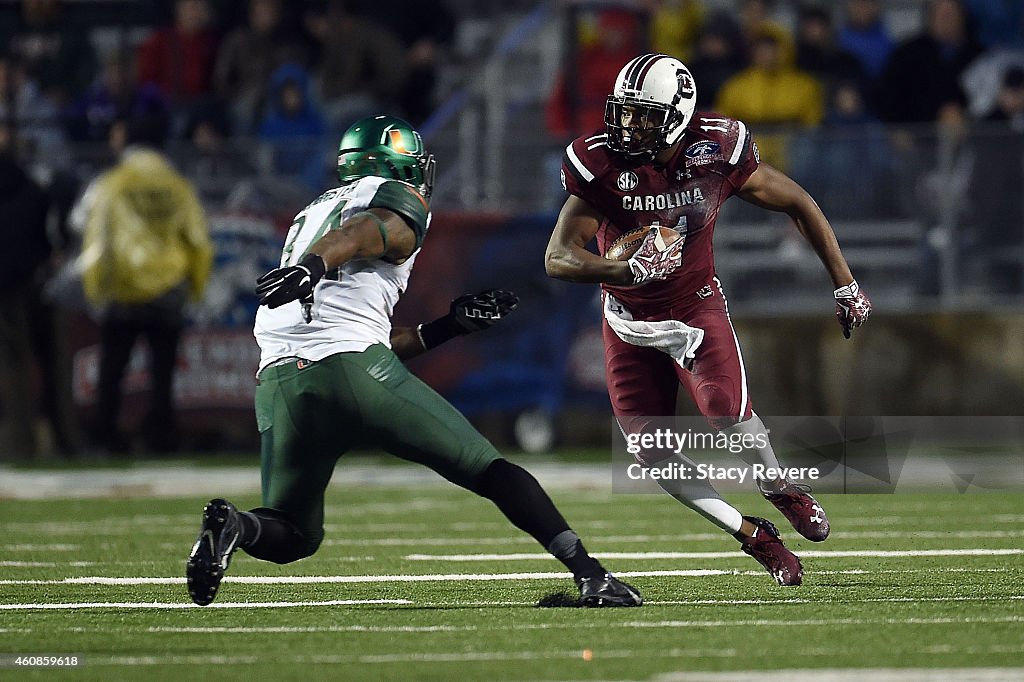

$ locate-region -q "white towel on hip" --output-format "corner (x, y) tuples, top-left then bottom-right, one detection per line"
(603, 293), (705, 369)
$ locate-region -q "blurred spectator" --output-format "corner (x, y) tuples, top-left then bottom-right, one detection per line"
(257, 62), (328, 191)
(0, 0), (96, 107)
(180, 103), (257, 204)
(877, 0), (983, 124)
(648, 0), (705, 62)
(964, 0), (1024, 50)
(790, 79), (895, 218)
(72, 119), (212, 454)
(137, 0), (219, 109)
(837, 0), (894, 84)
(213, 0), (310, 135)
(0, 56), (69, 167)
(969, 66), (1024, 293)
(915, 102), (975, 296)
(63, 54), (168, 144)
(0, 140), (48, 460)
(357, 0), (456, 126)
(738, 0), (787, 57)
(545, 8), (645, 139)
(795, 5), (864, 93)
(714, 24), (824, 168)
(306, 0), (406, 131)
(687, 12), (747, 111)
(959, 50), (1024, 119)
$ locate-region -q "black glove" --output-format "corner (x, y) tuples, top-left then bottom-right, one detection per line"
(255, 254), (327, 319)
(450, 289), (520, 333)
(418, 289), (519, 350)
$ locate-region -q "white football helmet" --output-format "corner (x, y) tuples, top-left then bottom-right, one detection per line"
(605, 54), (697, 159)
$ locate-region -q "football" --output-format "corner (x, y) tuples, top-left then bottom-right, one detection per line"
(604, 226), (682, 261)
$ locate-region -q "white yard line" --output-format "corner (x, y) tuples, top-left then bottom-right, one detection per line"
(142, 615), (1024, 635)
(320, 530), (1018, 546)
(2, 566), (1023, 590)
(653, 669), (1024, 682)
(145, 625), (473, 633)
(0, 599), (410, 611)
(0, 561), (98, 567)
(0, 570), (723, 586)
(4, 594), (1019, 612)
(67, 653), (1024, 671)
(404, 548), (1024, 561)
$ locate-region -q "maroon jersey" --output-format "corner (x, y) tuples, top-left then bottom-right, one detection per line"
(561, 114), (759, 312)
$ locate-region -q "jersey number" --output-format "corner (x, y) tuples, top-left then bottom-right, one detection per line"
(280, 215), (306, 266)
(279, 200), (349, 267)
(699, 117), (730, 133)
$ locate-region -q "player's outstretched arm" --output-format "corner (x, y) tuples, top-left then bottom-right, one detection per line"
(736, 163), (871, 337)
(310, 207), (418, 269)
(545, 196), (634, 285)
(256, 208), (417, 316)
(390, 289), (520, 361)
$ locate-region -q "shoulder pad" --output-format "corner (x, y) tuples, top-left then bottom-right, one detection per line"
(369, 180), (430, 250)
(562, 131), (612, 191)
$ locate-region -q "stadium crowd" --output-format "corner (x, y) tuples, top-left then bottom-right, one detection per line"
(1, 0), (1023, 462)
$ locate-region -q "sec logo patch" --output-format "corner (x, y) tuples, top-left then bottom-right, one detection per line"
(617, 171), (639, 191)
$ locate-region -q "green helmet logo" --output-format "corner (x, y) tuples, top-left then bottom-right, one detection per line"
(337, 115), (436, 198)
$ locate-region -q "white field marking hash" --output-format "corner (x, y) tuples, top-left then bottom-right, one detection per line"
(403, 548), (1024, 561)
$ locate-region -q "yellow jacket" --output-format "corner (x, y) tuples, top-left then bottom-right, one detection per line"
(713, 25), (823, 170)
(713, 24), (824, 127)
(78, 149), (212, 307)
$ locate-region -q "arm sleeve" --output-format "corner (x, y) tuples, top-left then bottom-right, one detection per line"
(368, 180), (430, 250)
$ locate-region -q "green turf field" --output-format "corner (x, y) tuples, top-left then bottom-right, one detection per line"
(1, 464), (1022, 681)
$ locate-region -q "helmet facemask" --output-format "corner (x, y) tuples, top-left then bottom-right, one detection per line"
(604, 98), (679, 160)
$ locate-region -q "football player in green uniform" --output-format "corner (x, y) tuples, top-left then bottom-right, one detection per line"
(186, 115), (642, 608)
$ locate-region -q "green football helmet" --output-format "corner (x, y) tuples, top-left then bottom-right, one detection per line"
(337, 115), (436, 198)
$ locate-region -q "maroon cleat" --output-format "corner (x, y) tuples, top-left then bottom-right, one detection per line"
(759, 479), (830, 542)
(739, 516), (803, 586)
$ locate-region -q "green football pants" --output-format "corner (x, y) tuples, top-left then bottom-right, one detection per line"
(253, 344), (501, 545)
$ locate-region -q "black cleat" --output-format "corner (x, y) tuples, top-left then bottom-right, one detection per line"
(186, 498), (242, 605)
(576, 573), (643, 607)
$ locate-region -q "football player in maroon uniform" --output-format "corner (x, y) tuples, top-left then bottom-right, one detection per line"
(545, 53), (871, 586)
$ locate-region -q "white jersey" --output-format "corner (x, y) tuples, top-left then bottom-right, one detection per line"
(254, 176), (430, 372)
